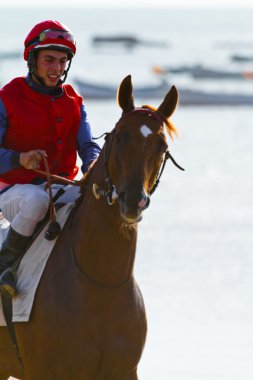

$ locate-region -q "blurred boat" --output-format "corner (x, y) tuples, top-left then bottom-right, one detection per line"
(231, 54), (253, 63)
(75, 78), (169, 100)
(75, 77), (253, 106)
(92, 35), (168, 49)
(177, 89), (253, 106)
(0, 50), (21, 60)
(153, 64), (253, 80)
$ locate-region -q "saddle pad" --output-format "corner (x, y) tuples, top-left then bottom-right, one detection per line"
(0, 202), (75, 326)
(0, 215), (9, 326)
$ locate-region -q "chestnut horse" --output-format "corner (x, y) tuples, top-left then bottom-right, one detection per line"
(0, 75), (179, 380)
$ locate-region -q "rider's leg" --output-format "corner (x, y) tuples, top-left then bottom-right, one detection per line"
(0, 184), (50, 297)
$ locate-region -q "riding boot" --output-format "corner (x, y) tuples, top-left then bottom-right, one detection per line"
(0, 226), (31, 298)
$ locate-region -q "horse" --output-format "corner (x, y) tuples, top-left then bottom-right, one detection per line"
(0, 74), (180, 380)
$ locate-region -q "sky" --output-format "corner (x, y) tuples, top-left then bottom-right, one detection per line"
(1, 0), (253, 7)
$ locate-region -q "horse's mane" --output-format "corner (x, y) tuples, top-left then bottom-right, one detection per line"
(79, 159), (98, 194)
(142, 105), (177, 140)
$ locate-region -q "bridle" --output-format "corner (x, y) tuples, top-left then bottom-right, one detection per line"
(93, 107), (184, 203)
(33, 108), (184, 238)
(69, 108), (185, 288)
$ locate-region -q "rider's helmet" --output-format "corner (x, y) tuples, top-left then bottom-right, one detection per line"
(24, 20), (76, 60)
(24, 20), (76, 85)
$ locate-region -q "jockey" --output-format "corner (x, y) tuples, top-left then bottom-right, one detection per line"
(0, 20), (101, 298)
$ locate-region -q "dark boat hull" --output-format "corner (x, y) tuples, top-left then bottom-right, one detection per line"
(75, 78), (253, 106)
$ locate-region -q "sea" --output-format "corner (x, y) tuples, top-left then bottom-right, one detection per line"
(1, 6), (253, 380)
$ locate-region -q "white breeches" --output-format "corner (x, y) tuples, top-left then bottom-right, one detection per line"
(0, 184), (50, 236)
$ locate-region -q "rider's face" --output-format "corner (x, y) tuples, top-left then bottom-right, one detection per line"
(34, 50), (69, 87)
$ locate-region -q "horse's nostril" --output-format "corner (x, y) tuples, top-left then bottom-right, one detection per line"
(138, 198), (146, 208)
(138, 195), (150, 209)
(118, 190), (150, 213)
(145, 196), (150, 209)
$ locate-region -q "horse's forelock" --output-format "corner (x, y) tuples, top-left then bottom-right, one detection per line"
(141, 105), (178, 140)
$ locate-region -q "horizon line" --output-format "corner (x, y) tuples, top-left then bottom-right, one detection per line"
(1, 4), (253, 8)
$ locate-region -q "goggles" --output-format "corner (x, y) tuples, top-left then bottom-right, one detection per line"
(38, 29), (75, 43)
(27, 28), (75, 47)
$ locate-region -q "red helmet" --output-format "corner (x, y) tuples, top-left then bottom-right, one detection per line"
(24, 20), (76, 61)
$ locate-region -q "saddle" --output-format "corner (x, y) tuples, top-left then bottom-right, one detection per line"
(0, 184), (81, 355)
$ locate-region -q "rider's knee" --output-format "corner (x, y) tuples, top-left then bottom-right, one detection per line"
(22, 190), (50, 221)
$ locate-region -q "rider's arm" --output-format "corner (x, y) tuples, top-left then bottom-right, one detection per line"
(0, 98), (21, 174)
(77, 103), (101, 173)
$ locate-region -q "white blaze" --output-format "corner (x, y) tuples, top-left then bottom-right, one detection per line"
(140, 125), (152, 138)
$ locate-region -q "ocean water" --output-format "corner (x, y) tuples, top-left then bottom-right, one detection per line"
(1, 7), (253, 380)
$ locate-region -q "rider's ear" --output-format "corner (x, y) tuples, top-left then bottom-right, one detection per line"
(157, 85), (178, 120)
(117, 75), (135, 113)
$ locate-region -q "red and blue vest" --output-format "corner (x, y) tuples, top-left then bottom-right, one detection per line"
(0, 77), (82, 185)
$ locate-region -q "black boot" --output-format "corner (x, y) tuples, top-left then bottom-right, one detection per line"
(0, 227), (31, 298)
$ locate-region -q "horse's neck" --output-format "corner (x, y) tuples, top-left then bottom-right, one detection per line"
(71, 158), (138, 286)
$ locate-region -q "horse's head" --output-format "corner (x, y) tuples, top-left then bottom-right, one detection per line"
(99, 75), (182, 225)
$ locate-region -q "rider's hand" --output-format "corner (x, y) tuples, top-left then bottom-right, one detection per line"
(19, 150), (48, 170)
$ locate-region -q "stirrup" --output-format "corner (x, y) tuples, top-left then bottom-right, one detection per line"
(0, 267), (17, 298)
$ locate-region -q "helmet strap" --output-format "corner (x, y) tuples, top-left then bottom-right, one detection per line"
(58, 58), (72, 85)
(27, 50), (72, 89)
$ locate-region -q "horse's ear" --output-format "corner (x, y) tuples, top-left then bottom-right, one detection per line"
(157, 85), (178, 119)
(117, 75), (135, 113)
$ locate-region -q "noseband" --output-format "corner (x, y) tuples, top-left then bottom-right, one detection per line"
(93, 108), (184, 205)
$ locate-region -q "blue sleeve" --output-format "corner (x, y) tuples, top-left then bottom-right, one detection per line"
(0, 98), (20, 174)
(77, 103), (101, 173)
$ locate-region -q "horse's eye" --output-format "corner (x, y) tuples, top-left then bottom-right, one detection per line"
(115, 130), (129, 146)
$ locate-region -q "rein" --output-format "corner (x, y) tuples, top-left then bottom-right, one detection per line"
(33, 157), (92, 240)
(149, 150), (184, 195)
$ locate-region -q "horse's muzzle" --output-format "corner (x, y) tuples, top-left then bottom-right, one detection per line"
(118, 189), (150, 224)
